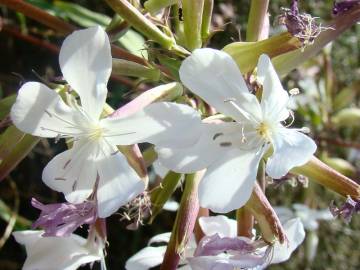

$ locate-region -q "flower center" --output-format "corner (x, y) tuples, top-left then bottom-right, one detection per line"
(88, 125), (104, 141)
(256, 122), (272, 141)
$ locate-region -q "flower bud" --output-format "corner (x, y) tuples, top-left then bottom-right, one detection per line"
(291, 156), (360, 199)
(321, 155), (356, 178)
(160, 171), (204, 270)
(331, 107), (360, 128)
(223, 32), (301, 74)
(111, 82), (183, 118)
(245, 183), (286, 244)
(112, 59), (161, 81)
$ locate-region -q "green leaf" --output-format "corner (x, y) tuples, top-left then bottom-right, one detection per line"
(0, 95), (16, 121)
(150, 171), (182, 223)
(54, 1), (111, 27)
(0, 126), (39, 181)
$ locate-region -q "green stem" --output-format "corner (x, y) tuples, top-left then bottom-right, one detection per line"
(105, 0), (175, 49)
(246, 0), (269, 42)
(160, 172), (203, 270)
(182, 0), (205, 51)
(201, 0), (213, 41)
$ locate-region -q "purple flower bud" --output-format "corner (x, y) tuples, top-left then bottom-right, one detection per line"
(333, 0), (360, 16)
(31, 198), (97, 237)
(194, 233), (257, 257)
(329, 196), (360, 223)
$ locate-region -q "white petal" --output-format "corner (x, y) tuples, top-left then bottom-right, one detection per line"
(257, 54), (290, 122)
(199, 216), (237, 238)
(271, 218), (305, 264)
(59, 26), (111, 120)
(96, 141), (145, 218)
(148, 232), (171, 245)
(152, 160), (169, 178)
(42, 141), (98, 204)
(199, 147), (264, 213)
(156, 122), (243, 173)
(266, 128), (317, 178)
(14, 231), (101, 270)
(126, 246), (167, 270)
(102, 102), (202, 148)
(10, 82), (82, 138)
(163, 200), (179, 211)
(274, 206), (295, 223)
(188, 253), (267, 270)
(179, 48), (262, 122)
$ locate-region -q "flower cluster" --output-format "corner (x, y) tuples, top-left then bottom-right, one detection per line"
(9, 24), (340, 270)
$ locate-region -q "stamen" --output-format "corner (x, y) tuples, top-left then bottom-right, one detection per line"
(224, 98), (259, 124)
(44, 109), (80, 129)
(284, 111), (295, 127)
(299, 127), (310, 133)
(104, 131), (137, 138)
(289, 87), (300, 95)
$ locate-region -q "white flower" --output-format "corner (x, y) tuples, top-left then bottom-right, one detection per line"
(10, 26), (201, 218)
(13, 230), (104, 270)
(275, 204), (333, 231)
(125, 232), (194, 270)
(157, 48), (317, 213)
(125, 215), (305, 270)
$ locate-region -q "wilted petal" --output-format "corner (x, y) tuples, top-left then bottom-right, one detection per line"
(102, 102), (201, 148)
(199, 147), (264, 213)
(271, 218), (305, 264)
(10, 82), (82, 138)
(59, 26), (111, 120)
(329, 197), (360, 223)
(179, 48), (262, 122)
(257, 54), (290, 122)
(31, 198), (97, 237)
(156, 122), (242, 173)
(199, 216), (237, 238)
(42, 141), (98, 204)
(13, 231), (102, 270)
(266, 128), (316, 178)
(125, 246), (167, 270)
(96, 141), (145, 218)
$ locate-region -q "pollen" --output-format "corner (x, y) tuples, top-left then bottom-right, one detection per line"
(256, 122), (272, 141)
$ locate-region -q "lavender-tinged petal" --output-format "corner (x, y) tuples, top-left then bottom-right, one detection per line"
(31, 198), (97, 237)
(194, 234), (256, 257)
